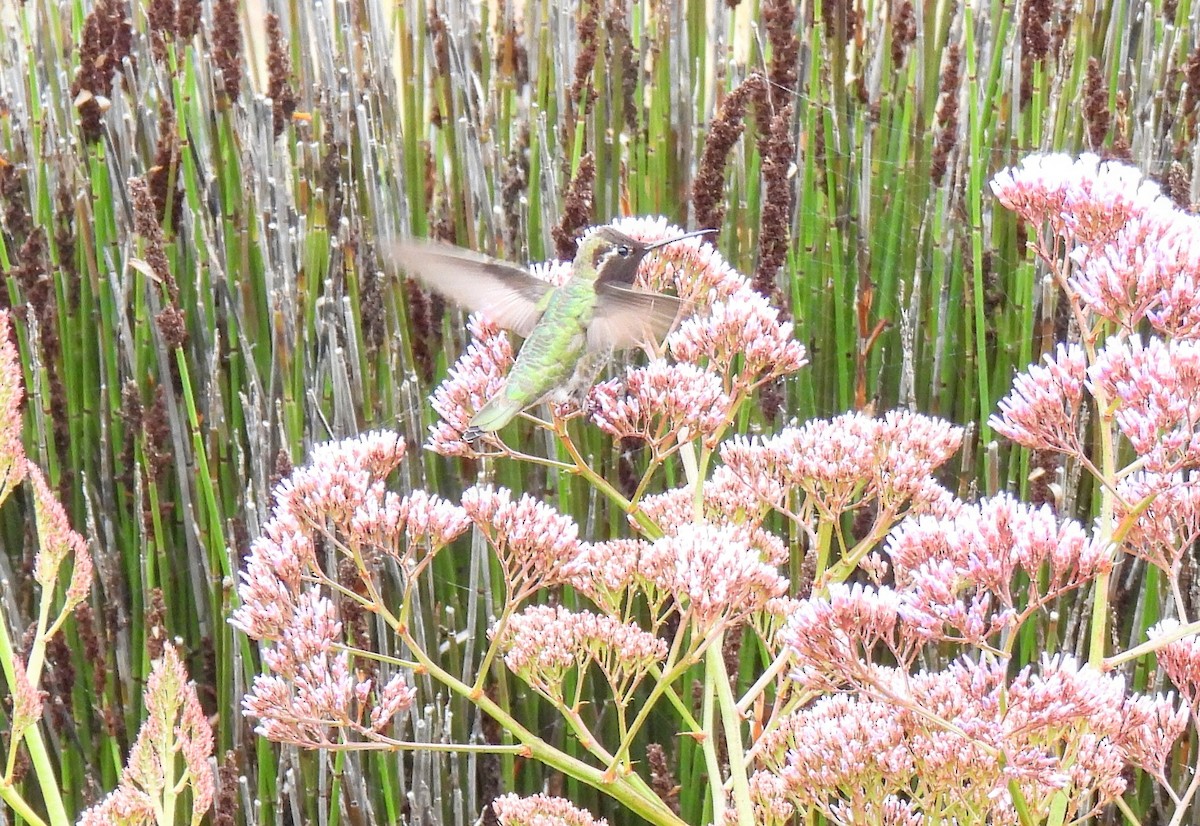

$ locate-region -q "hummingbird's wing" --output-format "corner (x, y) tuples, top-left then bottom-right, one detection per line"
(589, 284), (689, 353)
(387, 241), (553, 337)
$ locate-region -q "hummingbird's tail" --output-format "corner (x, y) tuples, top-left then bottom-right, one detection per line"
(466, 393), (524, 438)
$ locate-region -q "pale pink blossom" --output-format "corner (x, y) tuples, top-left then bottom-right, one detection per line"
(567, 538), (658, 615)
(825, 797), (925, 826)
(77, 786), (157, 825)
(635, 487), (788, 572)
(1114, 691), (1188, 784)
(233, 432), (466, 645)
(496, 605), (668, 701)
(0, 311), (26, 507)
(720, 410), (962, 519)
(243, 649), (363, 745)
(1088, 335), (1200, 471)
(229, 512), (312, 641)
(461, 485), (582, 596)
(991, 153), (1080, 230)
(370, 672), (418, 732)
(874, 411), (964, 508)
(704, 464), (791, 523)
(780, 584), (912, 690)
(1149, 619), (1200, 705)
(990, 343), (1088, 454)
(647, 521), (789, 630)
(745, 771), (796, 826)
(427, 317), (514, 455)
(394, 489), (471, 551)
(492, 793), (609, 826)
(725, 415), (876, 516)
(1144, 218), (1200, 339)
(589, 360), (733, 448)
(668, 286), (808, 388)
(273, 430), (406, 527)
(885, 494), (1107, 620)
(713, 438), (790, 510)
(258, 591), (342, 679)
(756, 652), (1157, 823)
(1069, 209), (1200, 336)
(116, 646), (214, 823)
(753, 694), (913, 806)
(307, 429), (406, 476)
(1005, 655), (1124, 735)
(231, 433), (440, 748)
(991, 153), (1168, 246)
(1115, 472), (1200, 574)
(28, 463), (92, 608)
(350, 487), (470, 562)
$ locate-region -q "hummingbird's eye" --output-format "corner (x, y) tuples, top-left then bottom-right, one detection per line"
(616, 244), (632, 257)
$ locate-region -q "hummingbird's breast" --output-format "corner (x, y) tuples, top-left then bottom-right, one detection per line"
(500, 281), (594, 403)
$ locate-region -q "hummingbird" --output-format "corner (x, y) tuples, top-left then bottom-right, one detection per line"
(390, 226), (712, 440)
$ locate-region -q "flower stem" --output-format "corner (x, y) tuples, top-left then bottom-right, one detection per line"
(700, 663), (725, 826)
(401, 629), (686, 826)
(555, 419), (663, 538)
(708, 631), (754, 826)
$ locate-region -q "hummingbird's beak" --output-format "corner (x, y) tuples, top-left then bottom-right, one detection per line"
(644, 228), (716, 251)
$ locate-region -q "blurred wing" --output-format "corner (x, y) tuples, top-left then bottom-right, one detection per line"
(588, 284), (688, 352)
(387, 240), (553, 336)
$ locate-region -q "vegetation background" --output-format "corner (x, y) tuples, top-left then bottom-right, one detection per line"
(0, 0), (1196, 822)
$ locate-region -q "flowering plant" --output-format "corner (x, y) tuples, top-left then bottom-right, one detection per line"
(234, 205), (1199, 826)
(0, 308), (214, 826)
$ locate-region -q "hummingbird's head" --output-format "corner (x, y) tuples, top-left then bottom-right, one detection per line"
(577, 225), (715, 286)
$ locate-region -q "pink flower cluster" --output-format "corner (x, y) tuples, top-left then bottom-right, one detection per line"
(1069, 209), (1200, 338)
(1150, 620), (1200, 709)
(667, 288), (808, 391)
(606, 215), (745, 301)
(461, 484), (583, 597)
(993, 335), (1200, 471)
(1090, 336), (1200, 471)
(495, 604), (668, 702)
(233, 431), (469, 641)
(781, 496), (1108, 681)
(589, 361), (732, 449)
(780, 583), (915, 691)
(232, 432), (467, 746)
(720, 410), (962, 519)
(652, 521), (790, 631)
(244, 598), (417, 745)
(885, 494), (1108, 635)
(990, 343), (1087, 454)
(994, 154), (1200, 341)
(750, 655), (1186, 825)
(637, 482), (789, 563)
(1116, 472), (1200, 574)
(492, 793), (609, 826)
(79, 647), (215, 825)
(566, 521), (788, 636)
(990, 155), (1200, 476)
(990, 152), (1170, 247)
(567, 538), (673, 621)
